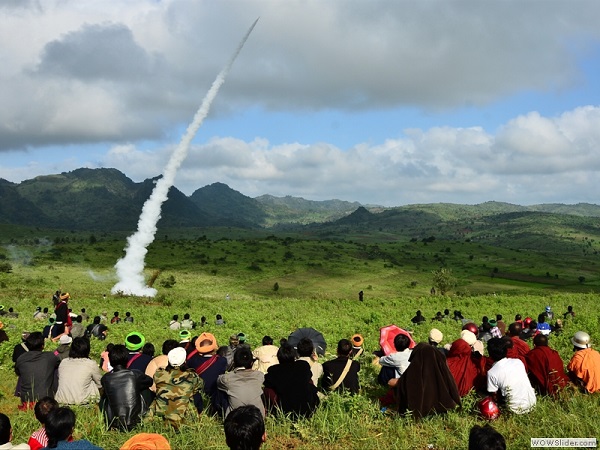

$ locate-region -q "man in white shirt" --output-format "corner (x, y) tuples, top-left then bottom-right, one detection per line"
(487, 337), (536, 414)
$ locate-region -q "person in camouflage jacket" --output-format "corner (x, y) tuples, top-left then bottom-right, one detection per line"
(149, 347), (204, 428)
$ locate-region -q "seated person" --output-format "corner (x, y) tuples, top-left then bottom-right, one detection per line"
(487, 337), (536, 414)
(100, 344), (153, 430)
(296, 338), (323, 387)
(28, 396), (59, 450)
(252, 336), (279, 374)
(44, 406), (102, 449)
(377, 334), (411, 387)
(0, 413), (30, 449)
(567, 331), (600, 394)
(224, 405), (266, 450)
(120, 434), (172, 450)
(536, 314), (551, 336)
(264, 343), (319, 419)
(218, 345), (265, 417)
(85, 316), (107, 340)
(410, 310), (426, 325)
(525, 334), (570, 396)
(322, 339), (360, 394)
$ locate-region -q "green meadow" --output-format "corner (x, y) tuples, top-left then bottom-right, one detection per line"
(0, 228), (599, 449)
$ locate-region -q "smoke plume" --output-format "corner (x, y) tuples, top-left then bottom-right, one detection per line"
(112, 18), (259, 297)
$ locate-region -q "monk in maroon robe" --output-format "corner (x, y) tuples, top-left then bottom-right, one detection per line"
(525, 334), (570, 396)
(446, 339), (487, 397)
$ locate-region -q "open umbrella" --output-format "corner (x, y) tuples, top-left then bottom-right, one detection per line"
(287, 327), (327, 356)
(379, 325), (416, 355)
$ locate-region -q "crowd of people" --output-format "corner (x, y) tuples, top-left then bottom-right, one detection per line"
(1, 292), (598, 449)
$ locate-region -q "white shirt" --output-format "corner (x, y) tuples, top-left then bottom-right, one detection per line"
(487, 358), (536, 414)
(378, 348), (412, 377)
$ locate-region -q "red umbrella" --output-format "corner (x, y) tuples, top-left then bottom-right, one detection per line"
(379, 325), (416, 355)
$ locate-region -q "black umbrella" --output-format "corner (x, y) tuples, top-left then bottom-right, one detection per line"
(287, 327), (327, 356)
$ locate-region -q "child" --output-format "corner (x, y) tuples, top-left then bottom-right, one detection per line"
(28, 396), (59, 450)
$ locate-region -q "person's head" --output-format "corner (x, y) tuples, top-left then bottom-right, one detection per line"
(533, 334), (549, 347)
(196, 332), (218, 354)
(125, 332), (145, 352)
(529, 320), (538, 331)
(496, 314), (502, 321)
(43, 307), (49, 313)
(224, 405), (265, 450)
(75, 315), (82, 323)
(142, 342), (155, 357)
(262, 335), (273, 346)
(481, 316), (489, 324)
(515, 314), (522, 322)
(162, 339), (179, 356)
(68, 337), (90, 359)
(482, 322), (492, 332)
(415, 310), (422, 316)
(462, 322), (479, 337)
(444, 309), (450, 315)
(233, 345), (254, 369)
(0, 413), (11, 445)
(229, 334), (240, 347)
(108, 344), (129, 367)
(172, 314), (179, 321)
(487, 337), (509, 362)
(34, 396), (59, 425)
(538, 314), (546, 324)
(201, 316), (207, 323)
(508, 322), (522, 337)
(93, 316), (101, 324)
(337, 338), (352, 357)
(26, 331), (45, 351)
(167, 347), (187, 369)
(567, 305), (573, 312)
(428, 328), (443, 346)
(468, 424), (506, 450)
(45, 407), (76, 447)
(216, 314), (222, 320)
(125, 312), (131, 318)
(296, 338), (315, 358)
(184, 313), (190, 320)
(277, 343), (297, 364)
(572, 331), (592, 350)
(179, 329), (191, 341)
(393, 334), (411, 352)
(81, 308), (86, 313)
(114, 311), (119, 317)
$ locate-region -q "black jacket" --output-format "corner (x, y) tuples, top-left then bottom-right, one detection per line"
(100, 365), (153, 430)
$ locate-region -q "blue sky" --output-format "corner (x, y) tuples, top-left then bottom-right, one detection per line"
(1, 0), (600, 207)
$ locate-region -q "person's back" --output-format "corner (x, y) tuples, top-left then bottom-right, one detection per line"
(377, 334), (411, 387)
(44, 406), (102, 450)
(28, 396), (58, 450)
(525, 334), (569, 396)
(322, 339), (360, 393)
(15, 332), (60, 407)
(100, 344), (153, 430)
(567, 331), (600, 394)
(296, 338), (323, 387)
(55, 337), (102, 405)
(252, 336), (279, 373)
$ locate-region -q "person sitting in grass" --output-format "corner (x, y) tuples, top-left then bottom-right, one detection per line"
(100, 344), (153, 431)
(55, 337), (102, 405)
(28, 396), (59, 450)
(169, 315), (180, 330)
(0, 413), (30, 449)
(111, 311), (121, 325)
(447, 335), (487, 397)
(224, 405), (266, 450)
(396, 343), (461, 418)
(124, 312), (134, 323)
(519, 320), (537, 342)
(525, 334), (570, 397)
(125, 332), (152, 372)
(536, 314), (551, 336)
(296, 338), (323, 387)
(44, 406), (102, 449)
(149, 347), (204, 428)
(181, 313), (194, 329)
(218, 345), (265, 417)
(69, 316), (85, 339)
(567, 331), (600, 394)
(410, 310), (426, 325)
(264, 342), (319, 419)
(145, 339), (179, 392)
(192, 332), (228, 416)
(486, 337), (536, 414)
(85, 316), (107, 340)
(563, 305), (575, 320)
(507, 322), (530, 370)
(252, 335), (279, 374)
(377, 334), (411, 387)
(322, 339), (360, 394)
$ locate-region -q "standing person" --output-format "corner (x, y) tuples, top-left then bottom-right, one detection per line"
(567, 331), (600, 394)
(28, 397), (59, 450)
(224, 405), (266, 450)
(525, 334), (570, 396)
(218, 346), (265, 417)
(52, 292), (71, 339)
(264, 343), (319, 419)
(100, 344), (153, 430)
(44, 406), (102, 449)
(252, 336), (279, 374)
(15, 331), (60, 410)
(486, 337), (536, 414)
(55, 337), (103, 405)
(322, 339), (360, 394)
(358, 290), (364, 302)
(396, 343), (461, 418)
(149, 347), (204, 428)
(0, 413), (30, 449)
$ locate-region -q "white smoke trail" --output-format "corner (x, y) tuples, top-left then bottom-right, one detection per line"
(112, 18), (259, 297)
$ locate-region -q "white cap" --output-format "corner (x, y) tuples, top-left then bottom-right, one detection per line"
(59, 335), (73, 345)
(168, 347), (187, 367)
(460, 330), (477, 346)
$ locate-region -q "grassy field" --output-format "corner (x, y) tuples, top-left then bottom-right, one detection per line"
(0, 230), (599, 449)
